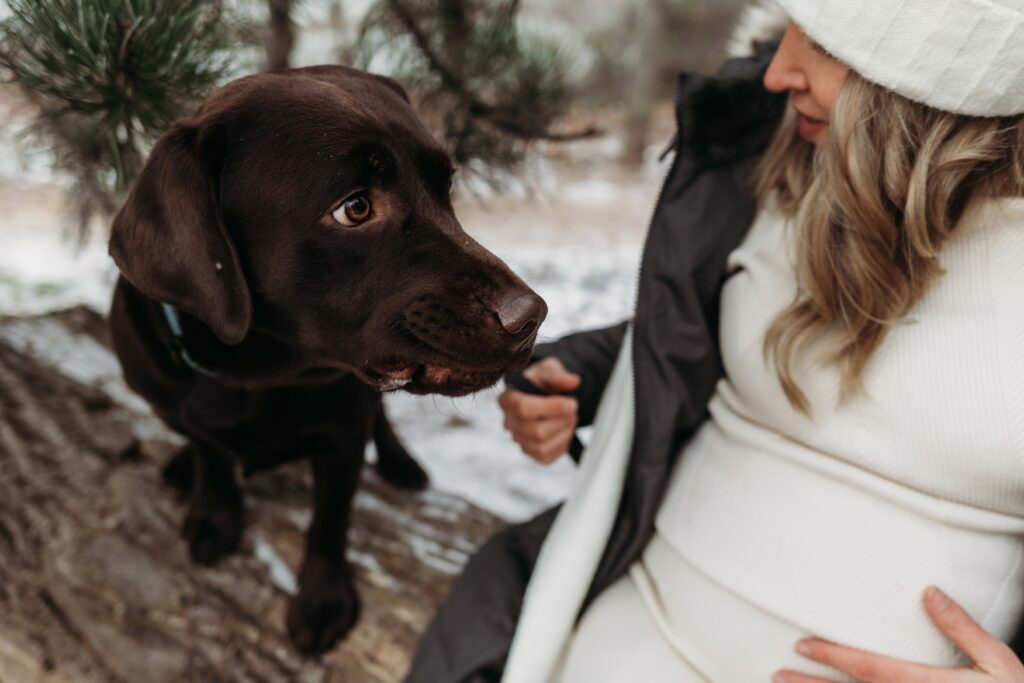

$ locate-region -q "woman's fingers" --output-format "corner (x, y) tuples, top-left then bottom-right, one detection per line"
(786, 638), (965, 683)
(516, 424), (577, 464)
(522, 357), (581, 394)
(777, 587), (1024, 683)
(498, 389), (577, 420)
(504, 414), (573, 448)
(772, 670), (836, 683)
(922, 586), (1024, 675)
(512, 413), (574, 442)
(503, 409), (577, 464)
(497, 377), (581, 464)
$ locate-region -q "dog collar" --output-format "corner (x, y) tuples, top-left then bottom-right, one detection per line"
(161, 303), (221, 378)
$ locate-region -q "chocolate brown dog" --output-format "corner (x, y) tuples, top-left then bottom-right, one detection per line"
(107, 65), (546, 655)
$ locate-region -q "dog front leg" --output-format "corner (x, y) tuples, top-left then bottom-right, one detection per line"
(182, 441), (245, 566)
(287, 443), (366, 655)
(373, 402), (429, 490)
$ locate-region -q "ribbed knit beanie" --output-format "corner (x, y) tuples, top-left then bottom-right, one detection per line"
(774, 0), (1024, 116)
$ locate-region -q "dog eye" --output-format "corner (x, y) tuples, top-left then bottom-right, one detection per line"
(332, 193), (372, 227)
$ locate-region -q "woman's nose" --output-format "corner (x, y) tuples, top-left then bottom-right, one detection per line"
(763, 22), (810, 94)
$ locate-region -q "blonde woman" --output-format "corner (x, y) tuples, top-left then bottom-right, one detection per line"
(405, 1), (1024, 682)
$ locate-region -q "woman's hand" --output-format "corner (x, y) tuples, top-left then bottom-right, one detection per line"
(497, 357), (580, 465)
(773, 586), (1024, 683)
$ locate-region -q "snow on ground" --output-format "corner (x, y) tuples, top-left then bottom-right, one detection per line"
(0, 129), (664, 521)
(0, 186), (119, 315)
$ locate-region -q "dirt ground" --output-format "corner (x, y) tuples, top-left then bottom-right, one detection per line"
(0, 307), (505, 683)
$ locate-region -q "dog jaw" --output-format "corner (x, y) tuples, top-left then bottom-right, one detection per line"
(365, 357), (529, 396)
(405, 364), (508, 397)
(367, 363), (419, 392)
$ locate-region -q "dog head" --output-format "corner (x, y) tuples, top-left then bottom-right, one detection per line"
(109, 65), (546, 396)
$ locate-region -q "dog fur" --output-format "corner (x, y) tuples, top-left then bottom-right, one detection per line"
(107, 65), (546, 654)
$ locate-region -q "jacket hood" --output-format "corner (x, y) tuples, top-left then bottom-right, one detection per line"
(727, 0), (789, 58)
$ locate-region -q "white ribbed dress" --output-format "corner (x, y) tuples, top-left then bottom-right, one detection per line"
(558, 197), (1024, 682)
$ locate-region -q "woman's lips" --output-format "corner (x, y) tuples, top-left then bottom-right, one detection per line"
(797, 113), (828, 140)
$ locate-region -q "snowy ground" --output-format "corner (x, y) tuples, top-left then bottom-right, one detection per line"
(0, 101), (665, 522)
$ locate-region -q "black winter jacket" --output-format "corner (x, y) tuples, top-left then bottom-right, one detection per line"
(404, 44), (1024, 683)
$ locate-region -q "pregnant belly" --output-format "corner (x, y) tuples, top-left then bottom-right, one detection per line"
(630, 538), (860, 681)
(648, 416), (1024, 677)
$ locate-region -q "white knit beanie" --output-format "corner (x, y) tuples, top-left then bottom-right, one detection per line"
(774, 0), (1024, 117)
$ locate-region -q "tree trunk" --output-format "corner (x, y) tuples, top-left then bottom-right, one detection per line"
(267, 0), (296, 71)
(0, 306), (502, 683)
(621, 3), (663, 168)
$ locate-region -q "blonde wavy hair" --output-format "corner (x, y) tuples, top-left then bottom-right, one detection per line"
(757, 71), (1024, 415)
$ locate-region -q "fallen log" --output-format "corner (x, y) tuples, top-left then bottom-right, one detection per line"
(0, 307), (503, 683)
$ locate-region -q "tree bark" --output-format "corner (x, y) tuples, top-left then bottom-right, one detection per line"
(266, 0), (296, 71)
(0, 306), (502, 683)
(621, 3), (664, 168)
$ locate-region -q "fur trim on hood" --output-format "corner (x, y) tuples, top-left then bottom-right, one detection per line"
(727, 1), (789, 58)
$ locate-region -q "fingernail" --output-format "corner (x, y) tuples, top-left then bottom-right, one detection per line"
(773, 673), (789, 683)
(929, 586), (951, 612)
(796, 640), (812, 656)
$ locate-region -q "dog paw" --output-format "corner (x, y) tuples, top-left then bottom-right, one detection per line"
(376, 453), (429, 491)
(182, 499), (244, 566)
(287, 559), (360, 655)
(162, 448), (194, 500)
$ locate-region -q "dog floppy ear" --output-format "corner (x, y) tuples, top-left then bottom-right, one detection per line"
(109, 121), (252, 345)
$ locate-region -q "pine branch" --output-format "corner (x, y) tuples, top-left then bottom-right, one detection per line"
(1, 0), (238, 236)
(383, 0), (600, 142)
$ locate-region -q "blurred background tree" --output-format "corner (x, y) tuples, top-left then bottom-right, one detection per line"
(355, 0), (749, 172)
(0, 0), (753, 236)
(355, 0), (599, 188)
(559, 0), (750, 167)
(0, 0), (239, 238)
(266, 0), (297, 69)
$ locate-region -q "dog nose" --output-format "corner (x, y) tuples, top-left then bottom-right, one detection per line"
(496, 292), (547, 338)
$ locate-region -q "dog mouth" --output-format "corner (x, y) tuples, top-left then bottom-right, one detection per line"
(365, 362), (510, 396)
(365, 363), (421, 392)
(366, 336), (535, 396)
